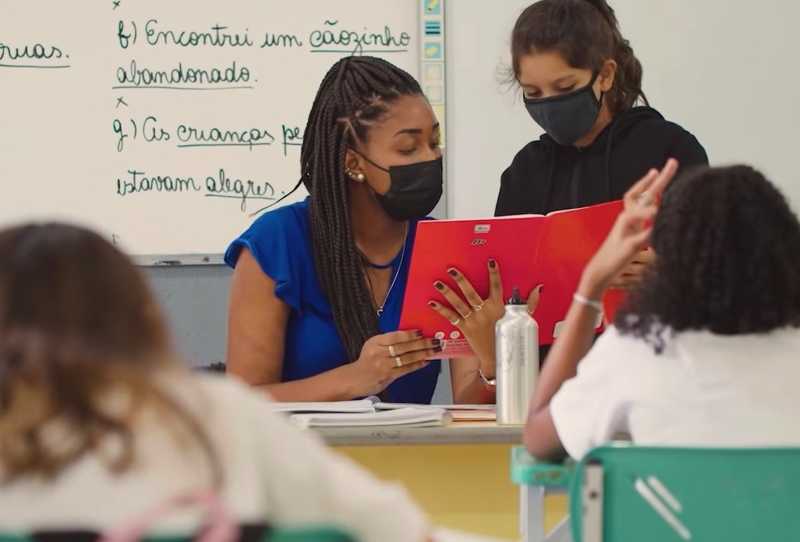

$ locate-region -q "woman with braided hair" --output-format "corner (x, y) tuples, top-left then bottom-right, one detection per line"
(225, 56), (468, 403)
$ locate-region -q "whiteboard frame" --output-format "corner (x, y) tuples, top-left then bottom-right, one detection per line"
(139, 0), (447, 267)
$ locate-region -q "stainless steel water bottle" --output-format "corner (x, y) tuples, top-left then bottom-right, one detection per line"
(495, 287), (539, 425)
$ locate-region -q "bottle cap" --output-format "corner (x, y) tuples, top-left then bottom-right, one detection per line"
(508, 286), (525, 305)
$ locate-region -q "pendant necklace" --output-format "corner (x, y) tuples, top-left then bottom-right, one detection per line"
(362, 224), (408, 317)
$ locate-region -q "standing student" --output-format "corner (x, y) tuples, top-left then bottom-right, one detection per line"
(428, 0), (709, 389)
(226, 56), (484, 404)
(497, 0), (707, 219)
(0, 223), (429, 542)
(525, 163), (800, 460)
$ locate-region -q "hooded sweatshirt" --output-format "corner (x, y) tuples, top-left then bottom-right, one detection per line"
(496, 107), (708, 216)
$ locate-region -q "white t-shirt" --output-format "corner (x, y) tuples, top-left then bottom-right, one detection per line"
(0, 372), (428, 542)
(551, 325), (800, 460)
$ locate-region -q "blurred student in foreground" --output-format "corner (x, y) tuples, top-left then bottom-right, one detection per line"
(0, 223), (428, 542)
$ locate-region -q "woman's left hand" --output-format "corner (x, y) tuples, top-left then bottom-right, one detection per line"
(427, 259), (510, 369)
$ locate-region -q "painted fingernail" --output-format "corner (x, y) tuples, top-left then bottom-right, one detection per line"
(434, 281), (445, 291)
(537, 285), (544, 293)
(414, 330), (423, 337)
(428, 301), (438, 308)
(448, 268), (458, 277)
(488, 259), (497, 269)
(432, 339), (442, 347)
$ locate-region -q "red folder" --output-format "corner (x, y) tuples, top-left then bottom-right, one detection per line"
(400, 200), (623, 358)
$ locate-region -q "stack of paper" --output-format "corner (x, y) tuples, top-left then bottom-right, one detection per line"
(447, 409), (497, 422)
(290, 407), (451, 429)
(375, 402), (496, 422)
(266, 398), (496, 427)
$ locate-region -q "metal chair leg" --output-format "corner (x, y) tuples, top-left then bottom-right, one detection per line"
(546, 517), (572, 542)
(521, 485), (546, 542)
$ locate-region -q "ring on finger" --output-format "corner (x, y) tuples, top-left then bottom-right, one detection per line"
(463, 311), (474, 320)
(472, 302), (485, 311)
(394, 356), (403, 368)
(450, 318), (461, 326)
(388, 345), (396, 357)
(637, 192), (653, 206)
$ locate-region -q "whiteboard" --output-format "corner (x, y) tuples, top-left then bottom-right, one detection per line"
(0, 0), (447, 263)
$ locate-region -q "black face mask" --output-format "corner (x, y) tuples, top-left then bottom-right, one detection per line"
(524, 73), (603, 146)
(354, 152), (443, 221)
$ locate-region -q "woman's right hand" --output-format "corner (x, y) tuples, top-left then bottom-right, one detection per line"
(345, 331), (441, 397)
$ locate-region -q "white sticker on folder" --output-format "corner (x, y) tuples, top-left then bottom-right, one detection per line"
(474, 224), (491, 234)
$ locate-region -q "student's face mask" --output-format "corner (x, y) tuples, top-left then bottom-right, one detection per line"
(353, 152), (444, 221)
(524, 73), (603, 146)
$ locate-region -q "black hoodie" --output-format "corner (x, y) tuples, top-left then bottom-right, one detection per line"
(495, 107), (708, 216)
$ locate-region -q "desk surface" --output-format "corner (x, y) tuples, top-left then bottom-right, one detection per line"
(315, 421), (523, 446)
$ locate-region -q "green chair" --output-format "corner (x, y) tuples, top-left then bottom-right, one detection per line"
(510, 446), (574, 542)
(513, 444), (800, 542)
(265, 529), (353, 542)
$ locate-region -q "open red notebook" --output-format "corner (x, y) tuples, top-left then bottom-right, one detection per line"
(399, 200), (623, 358)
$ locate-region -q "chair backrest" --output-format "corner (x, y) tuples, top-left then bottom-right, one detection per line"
(569, 444), (800, 542)
(0, 527), (354, 542)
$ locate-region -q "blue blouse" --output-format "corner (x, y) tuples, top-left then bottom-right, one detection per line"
(225, 198), (441, 403)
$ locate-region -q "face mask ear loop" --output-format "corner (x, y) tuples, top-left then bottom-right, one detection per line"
(589, 70), (604, 107)
(349, 148), (390, 174)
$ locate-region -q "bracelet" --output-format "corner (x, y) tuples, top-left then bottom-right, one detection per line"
(573, 292), (603, 313)
(478, 367), (496, 387)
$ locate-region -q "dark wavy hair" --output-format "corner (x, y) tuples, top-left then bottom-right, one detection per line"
(511, 0), (648, 114)
(616, 165), (800, 351)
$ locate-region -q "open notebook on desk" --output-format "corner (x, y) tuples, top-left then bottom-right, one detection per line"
(291, 407), (452, 429)
(267, 399), (496, 426)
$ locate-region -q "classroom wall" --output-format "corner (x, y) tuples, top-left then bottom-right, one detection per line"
(146, 266), (231, 369)
(446, 0), (800, 218)
(445, 0), (537, 219)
